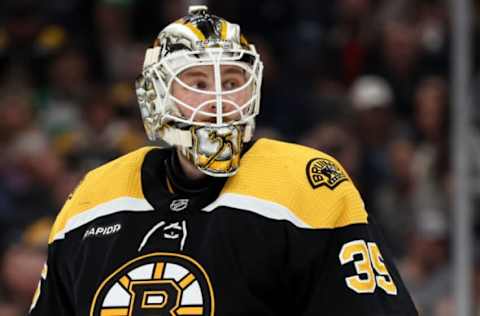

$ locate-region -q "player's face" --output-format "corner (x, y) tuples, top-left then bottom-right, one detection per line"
(171, 65), (252, 123)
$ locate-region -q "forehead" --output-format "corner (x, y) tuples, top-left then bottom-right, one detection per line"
(179, 64), (245, 77)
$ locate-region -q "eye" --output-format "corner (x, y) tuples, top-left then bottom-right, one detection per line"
(223, 79), (240, 90)
(189, 80), (208, 90)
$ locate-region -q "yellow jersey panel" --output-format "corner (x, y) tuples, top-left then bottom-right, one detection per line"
(221, 138), (368, 228)
(48, 147), (155, 243)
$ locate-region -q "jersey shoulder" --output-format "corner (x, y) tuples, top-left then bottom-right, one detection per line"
(210, 138), (367, 229)
(49, 146), (157, 243)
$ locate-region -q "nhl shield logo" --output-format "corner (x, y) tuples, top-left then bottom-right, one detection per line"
(170, 199), (189, 212)
(306, 158), (348, 190)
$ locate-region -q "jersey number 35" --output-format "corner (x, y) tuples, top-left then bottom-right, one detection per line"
(339, 240), (397, 295)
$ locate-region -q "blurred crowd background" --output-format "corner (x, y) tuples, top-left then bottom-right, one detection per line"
(0, 0), (478, 315)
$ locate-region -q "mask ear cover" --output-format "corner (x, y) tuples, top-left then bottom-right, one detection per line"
(143, 47), (161, 68)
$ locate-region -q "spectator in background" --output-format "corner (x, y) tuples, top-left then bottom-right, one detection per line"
(349, 75), (405, 213)
(0, 217), (52, 316)
(252, 35), (303, 140)
(0, 91), (60, 232)
(0, 92), (35, 147)
(0, 90), (36, 256)
(39, 47), (91, 146)
(415, 0), (449, 75)
(411, 76), (450, 232)
(95, 0), (135, 81)
(373, 137), (417, 258)
(399, 208), (450, 316)
(365, 17), (422, 119)
(0, 0), (68, 87)
(3, 131), (62, 228)
(328, 0), (377, 84)
(69, 90), (145, 171)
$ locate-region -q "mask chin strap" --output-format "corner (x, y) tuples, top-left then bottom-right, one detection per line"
(160, 127), (193, 147)
(243, 123), (254, 142)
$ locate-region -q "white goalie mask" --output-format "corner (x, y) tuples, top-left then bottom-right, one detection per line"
(136, 5), (263, 177)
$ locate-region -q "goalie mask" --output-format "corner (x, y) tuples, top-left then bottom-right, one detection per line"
(136, 5), (263, 177)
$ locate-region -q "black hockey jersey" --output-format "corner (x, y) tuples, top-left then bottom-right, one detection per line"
(29, 138), (418, 315)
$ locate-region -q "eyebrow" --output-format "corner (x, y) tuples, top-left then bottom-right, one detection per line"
(181, 70), (208, 79)
(181, 67), (245, 78)
(222, 67), (245, 76)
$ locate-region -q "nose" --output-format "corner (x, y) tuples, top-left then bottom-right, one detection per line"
(203, 99), (236, 114)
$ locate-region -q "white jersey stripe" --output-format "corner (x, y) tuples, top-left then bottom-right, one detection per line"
(52, 197), (154, 242)
(203, 193), (311, 229)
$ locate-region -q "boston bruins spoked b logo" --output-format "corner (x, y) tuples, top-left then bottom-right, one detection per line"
(90, 253), (214, 316)
(306, 158), (348, 190)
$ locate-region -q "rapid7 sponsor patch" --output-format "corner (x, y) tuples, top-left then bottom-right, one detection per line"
(83, 223), (122, 239)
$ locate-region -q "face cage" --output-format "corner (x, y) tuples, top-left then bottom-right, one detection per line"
(148, 48), (263, 129)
